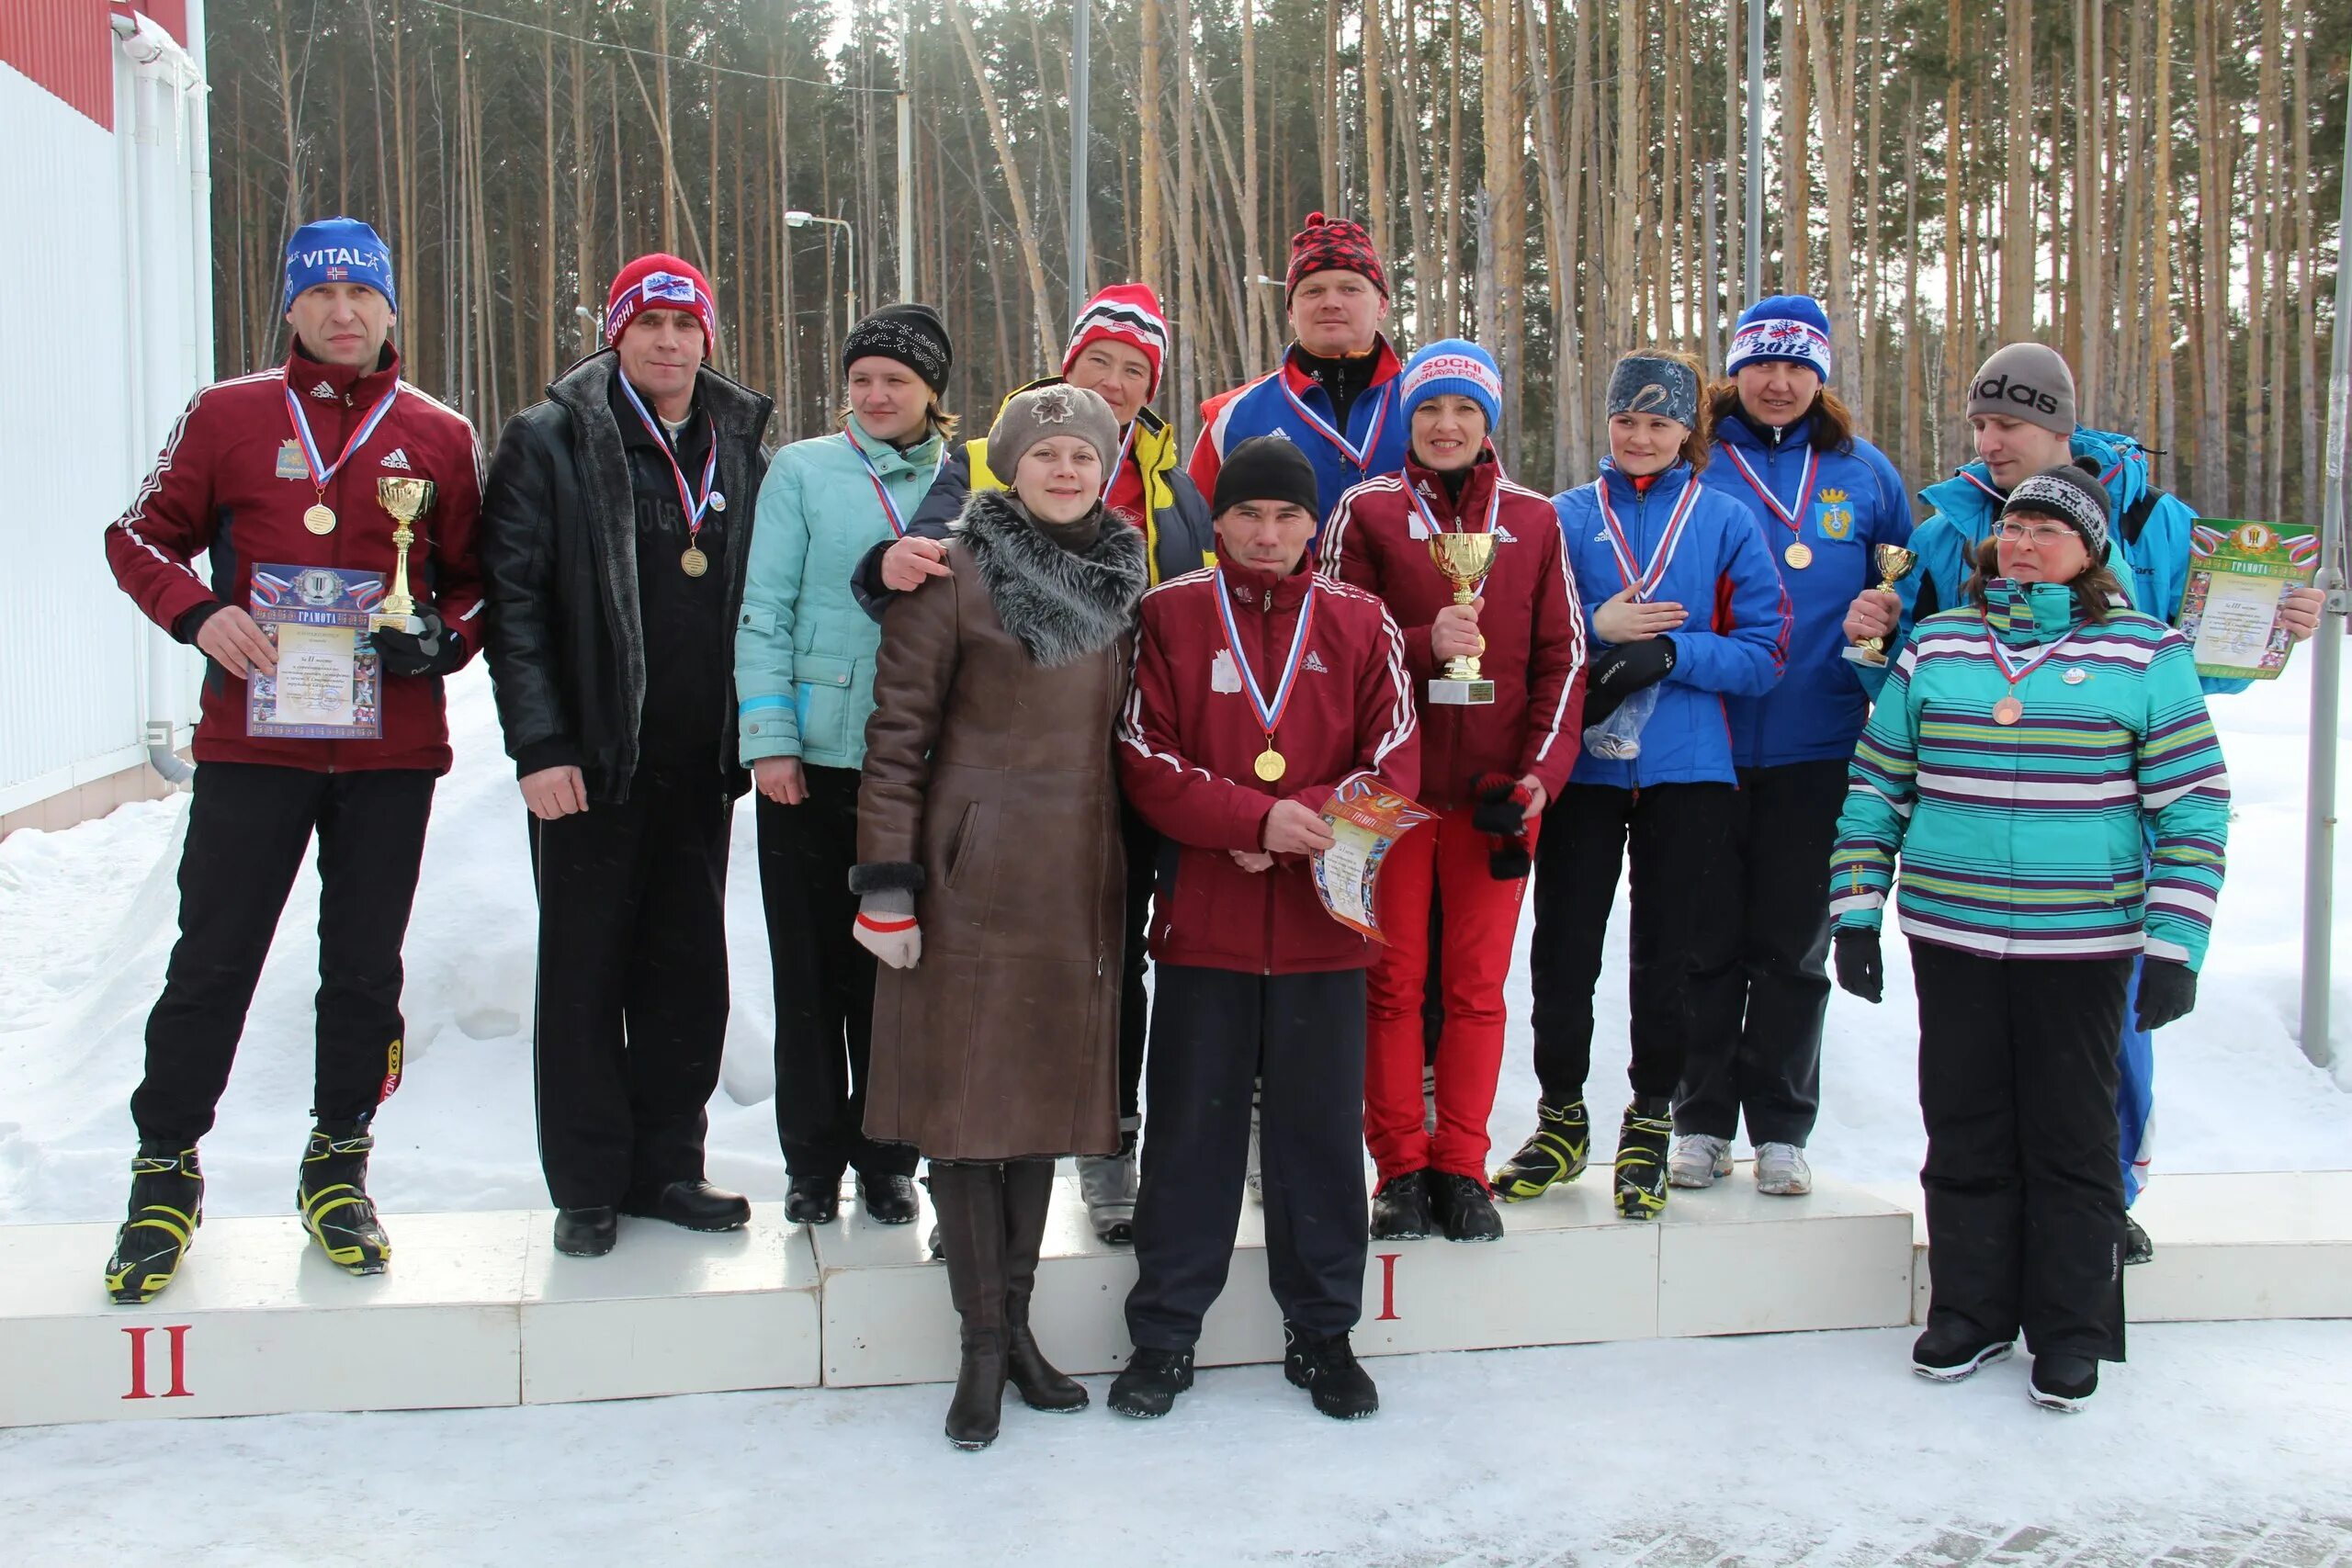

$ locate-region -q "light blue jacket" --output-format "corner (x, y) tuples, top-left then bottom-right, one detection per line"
(1892, 427), (2245, 697)
(735, 418), (948, 769)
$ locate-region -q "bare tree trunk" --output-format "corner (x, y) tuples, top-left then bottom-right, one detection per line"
(1612, 0), (1636, 348)
(1364, 0), (1388, 260)
(1526, 0), (1577, 487)
(2192, 0), (2229, 507)
(947, 0), (1060, 364)
(2151, 0), (2177, 489)
(1241, 0), (1266, 371)
(1395, 0), (1436, 353)
(1860, 0), (1885, 433)
(2071, 0), (2103, 422)
(1802, 0), (1860, 395)
(1902, 75), (1921, 491)
(2001, 0), (2034, 340)
(1781, 5), (1810, 291)
(655, 0), (676, 254)
(1941, 6), (1965, 471)
(1138, 0), (1165, 296)
(1321, 0), (1340, 214)
(540, 1), (556, 388)
(2291, 0), (2318, 523)
(1443, 0), (1465, 338)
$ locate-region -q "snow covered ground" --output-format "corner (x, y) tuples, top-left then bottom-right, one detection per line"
(0, 652), (2347, 1564)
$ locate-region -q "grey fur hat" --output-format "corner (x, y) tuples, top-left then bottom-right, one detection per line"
(987, 381), (1121, 485)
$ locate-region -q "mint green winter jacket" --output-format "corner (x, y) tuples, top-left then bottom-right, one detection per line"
(1829, 578), (2231, 970)
(735, 418), (948, 770)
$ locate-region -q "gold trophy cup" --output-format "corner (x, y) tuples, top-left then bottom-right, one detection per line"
(1841, 544), (1917, 667)
(1427, 532), (1498, 705)
(372, 478), (435, 636)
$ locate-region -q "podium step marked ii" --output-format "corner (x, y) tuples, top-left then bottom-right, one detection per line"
(3, 1169), (2345, 1427)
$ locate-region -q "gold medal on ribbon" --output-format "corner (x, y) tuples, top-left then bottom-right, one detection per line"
(1993, 695), (2024, 726)
(303, 502), (337, 536)
(681, 547), (709, 578)
(1254, 746), (1287, 783)
(1783, 541), (1814, 570)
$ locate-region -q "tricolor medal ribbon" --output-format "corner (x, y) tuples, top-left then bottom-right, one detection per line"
(842, 431), (945, 540)
(1278, 373), (1389, 473)
(283, 378), (402, 535)
(1592, 475), (1704, 604)
(1214, 567), (1317, 784)
(1406, 477), (1501, 588)
(618, 376), (719, 575)
(1721, 443), (1821, 570)
(1982, 625), (2077, 726)
(1101, 420), (1138, 504)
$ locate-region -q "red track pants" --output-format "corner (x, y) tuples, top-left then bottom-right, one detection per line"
(1363, 804), (1536, 1183)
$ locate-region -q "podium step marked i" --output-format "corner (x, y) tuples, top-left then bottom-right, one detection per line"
(2, 1169), (2345, 1427)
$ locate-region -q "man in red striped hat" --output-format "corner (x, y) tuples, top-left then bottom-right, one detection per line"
(99, 215), (484, 1303)
(1186, 213), (1410, 532)
(479, 253), (775, 1258)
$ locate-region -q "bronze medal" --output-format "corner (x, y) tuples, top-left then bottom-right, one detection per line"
(681, 547), (709, 578)
(1783, 541), (1814, 570)
(1993, 695), (2024, 727)
(1254, 746), (1287, 783)
(303, 502), (337, 536)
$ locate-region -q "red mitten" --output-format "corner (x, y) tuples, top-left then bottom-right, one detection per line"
(1472, 773), (1533, 881)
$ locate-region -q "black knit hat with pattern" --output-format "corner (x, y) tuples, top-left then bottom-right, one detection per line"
(842, 302), (953, 393)
(2003, 457), (2114, 558)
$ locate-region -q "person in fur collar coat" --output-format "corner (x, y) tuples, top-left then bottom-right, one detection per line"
(848, 382), (1148, 1450)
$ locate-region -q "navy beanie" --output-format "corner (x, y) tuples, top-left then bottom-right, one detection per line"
(1726, 295), (1833, 382)
(282, 217), (397, 315)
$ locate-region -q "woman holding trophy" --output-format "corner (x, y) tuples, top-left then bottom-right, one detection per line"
(1319, 340), (1586, 1244)
(1496, 348), (1789, 1222)
(1665, 297), (1915, 1200)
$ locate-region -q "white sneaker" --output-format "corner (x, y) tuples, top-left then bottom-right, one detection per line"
(1668, 1134), (1733, 1190)
(1754, 1142), (1812, 1195)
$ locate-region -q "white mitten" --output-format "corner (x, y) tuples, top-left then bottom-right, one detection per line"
(853, 889), (922, 970)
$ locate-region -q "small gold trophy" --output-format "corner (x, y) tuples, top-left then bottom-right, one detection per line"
(1841, 544), (1917, 667)
(1427, 533), (1498, 705)
(372, 477), (435, 636)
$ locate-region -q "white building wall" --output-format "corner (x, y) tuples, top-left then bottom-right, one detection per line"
(0, 10), (210, 818)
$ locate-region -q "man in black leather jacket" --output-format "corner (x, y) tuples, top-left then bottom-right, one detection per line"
(479, 252), (774, 1258)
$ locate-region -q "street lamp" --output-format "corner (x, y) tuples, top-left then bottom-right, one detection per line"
(786, 209), (859, 327)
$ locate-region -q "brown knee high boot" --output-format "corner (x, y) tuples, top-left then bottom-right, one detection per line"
(929, 1160), (1010, 1450)
(1001, 1157), (1087, 1412)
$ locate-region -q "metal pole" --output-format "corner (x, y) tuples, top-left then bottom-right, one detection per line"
(1069, 0), (1092, 324)
(897, 0), (914, 302)
(2299, 107), (2352, 1070)
(1744, 0), (1764, 304)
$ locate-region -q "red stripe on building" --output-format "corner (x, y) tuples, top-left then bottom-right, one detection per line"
(2, 2), (187, 132)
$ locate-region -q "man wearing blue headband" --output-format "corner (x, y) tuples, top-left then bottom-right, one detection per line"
(100, 216), (486, 1302)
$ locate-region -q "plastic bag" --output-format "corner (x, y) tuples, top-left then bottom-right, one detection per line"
(1580, 683), (1660, 761)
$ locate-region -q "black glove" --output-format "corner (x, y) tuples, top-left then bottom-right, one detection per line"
(1580, 637), (1677, 728)
(1833, 927), (1883, 1004)
(369, 605), (467, 678)
(1470, 773), (1533, 880)
(2133, 958), (2198, 1033)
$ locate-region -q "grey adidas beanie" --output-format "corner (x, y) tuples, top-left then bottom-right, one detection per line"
(986, 381), (1121, 484)
(1968, 343), (2076, 436)
(2003, 457), (2114, 558)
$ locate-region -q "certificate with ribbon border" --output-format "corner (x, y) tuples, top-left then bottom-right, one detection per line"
(245, 564), (387, 739)
(2177, 520), (2319, 682)
(1310, 774), (1436, 943)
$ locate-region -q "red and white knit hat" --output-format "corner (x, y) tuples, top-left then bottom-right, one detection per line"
(605, 254), (718, 358)
(1062, 283), (1170, 400)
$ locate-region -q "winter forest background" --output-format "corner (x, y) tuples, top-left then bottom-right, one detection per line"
(206, 0), (2346, 513)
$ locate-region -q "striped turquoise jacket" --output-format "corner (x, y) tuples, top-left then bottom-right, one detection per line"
(1829, 579), (2230, 969)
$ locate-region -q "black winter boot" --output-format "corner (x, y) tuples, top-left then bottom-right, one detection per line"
(1001, 1158), (1086, 1413)
(1612, 1100), (1673, 1221)
(1910, 1322), (2015, 1382)
(1429, 1171), (1504, 1242)
(298, 1124), (390, 1275)
(2028, 1353), (2099, 1412)
(1108, 1347), (1195, 1418)
(1283, 1323), (1378, 1419)
(1369, 1169), (1433, 1240)
(106, 1145), (203, 1304)
(784, 1173), (839, 1225)
(1490, 1098), (1589, 1200)
(929, 1161), (1011, 1450)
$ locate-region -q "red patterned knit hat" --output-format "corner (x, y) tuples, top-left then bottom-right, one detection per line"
(1062, 283), (1170, 400)
(605, 254), (718, 358)
(1285, 211), (1387, 302)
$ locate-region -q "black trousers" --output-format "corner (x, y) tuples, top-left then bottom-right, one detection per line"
(1526, 781), (1738, 1106)
(528, 768), (733, 1209)
(1116, 801), (1155, 1127)
(131, 761), (435, 1145)
(757, 763), (916, 1183)
(1676, 759), (1847, 1145)
(1912, 940), (2130, 1362)
(1127, 965), (1368, 1348)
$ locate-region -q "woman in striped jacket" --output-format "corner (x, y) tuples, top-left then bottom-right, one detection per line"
(1828, 458), (2229, 1414)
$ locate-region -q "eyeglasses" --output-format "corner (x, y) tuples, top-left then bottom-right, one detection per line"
(1996, 521), (2077, 547)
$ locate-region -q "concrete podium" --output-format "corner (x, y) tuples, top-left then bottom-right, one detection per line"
(2, 1168), (2343, 1427)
